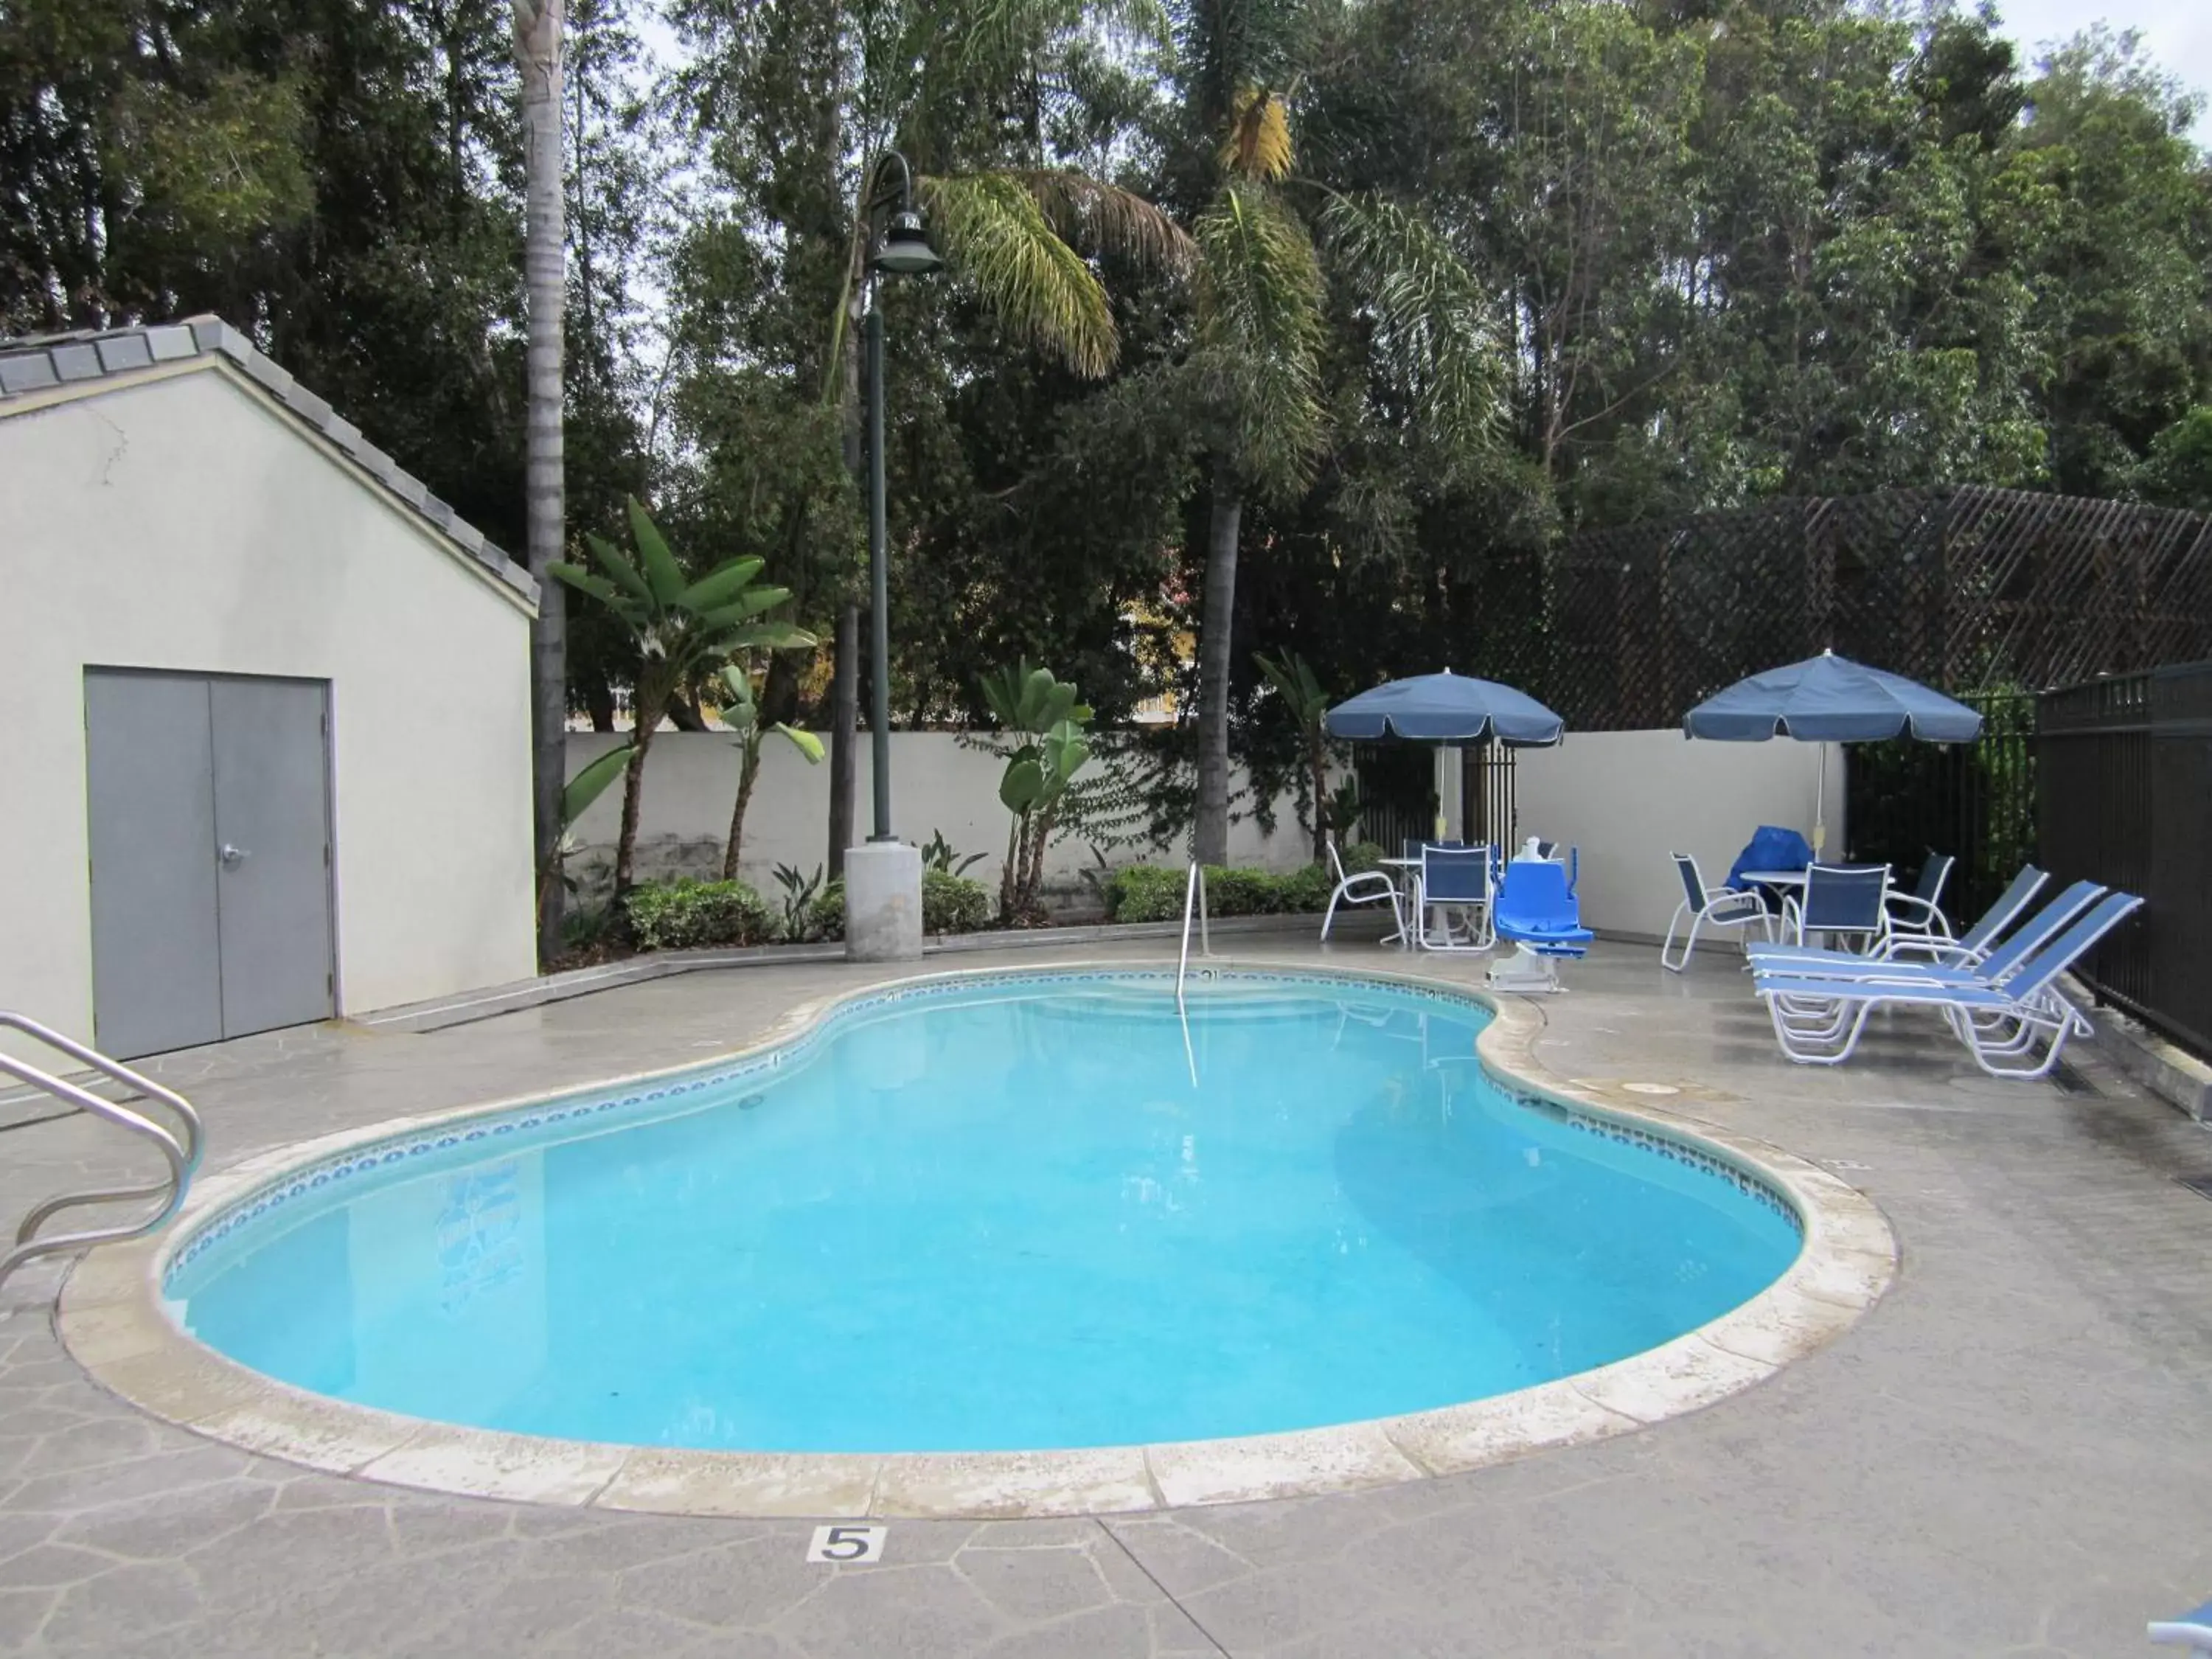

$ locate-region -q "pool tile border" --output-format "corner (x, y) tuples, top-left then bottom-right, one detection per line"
(58, 957), (1898, 1519)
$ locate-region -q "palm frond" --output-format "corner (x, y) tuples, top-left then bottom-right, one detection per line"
(1318, 192), (1508, 459)
(1220, 87), (1294, 181)
(1194, 181), (1327, 492)
(1020, 171), (1197, 279)
(920, 173), (1118, 378)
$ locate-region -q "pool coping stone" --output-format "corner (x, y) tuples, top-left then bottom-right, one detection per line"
(55, 956), (1899, 1519)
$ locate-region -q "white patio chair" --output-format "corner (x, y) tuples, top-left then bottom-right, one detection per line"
(1660, 853), (1775, 972)
(1319, 835), (1402, 942)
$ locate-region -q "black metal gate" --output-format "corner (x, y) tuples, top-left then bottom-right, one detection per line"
(1843, 692), (2037, 921)
(1462, 742), (1518, 848)
(2038, 661), (2212, 1057)
(1351, 742), (1518, 852)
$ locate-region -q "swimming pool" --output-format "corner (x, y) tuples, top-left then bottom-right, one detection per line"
(165, 970), (1801, 1454)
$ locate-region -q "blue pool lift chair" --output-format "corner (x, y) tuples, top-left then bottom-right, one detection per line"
(1661, 852), (1777, 971)
(1320, 834), (1403, 943)
(1487, 858), (1595, 993)
(2149, 1598), (2212, 1654)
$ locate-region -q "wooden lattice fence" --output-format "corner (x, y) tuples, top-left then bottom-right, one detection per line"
(1494, 487), (2212, 728)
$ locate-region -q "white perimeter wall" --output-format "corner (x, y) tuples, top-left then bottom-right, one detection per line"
(1515, 730), (1847, 940)
(0, 364), (538, 1056)
(566, 732), (1313, 891)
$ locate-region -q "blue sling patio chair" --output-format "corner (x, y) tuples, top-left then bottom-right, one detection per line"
(1884, 851), (1957, 942)
(1416, 844), (1494, 951)
(1782, 863), (1891, 951)
(1753, 891), (2143, 1077)
(1662, 852), (1778, 971)
(1486, 858), (1595, 994)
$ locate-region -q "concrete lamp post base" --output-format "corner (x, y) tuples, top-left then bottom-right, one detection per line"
(843, 841), (924, 962)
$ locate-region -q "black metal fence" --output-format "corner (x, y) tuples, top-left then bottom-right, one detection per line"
(1352, 742), (1518, 853)
(2037, 661), (2212, 1057)
(1844, 693), (2037, 921)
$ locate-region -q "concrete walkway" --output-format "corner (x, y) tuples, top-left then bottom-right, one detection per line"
(3, 939), (2210, 1657)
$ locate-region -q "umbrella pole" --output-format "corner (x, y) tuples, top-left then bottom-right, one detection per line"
(1813, 743), (1828, 856)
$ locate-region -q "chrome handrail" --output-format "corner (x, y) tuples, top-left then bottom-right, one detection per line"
(1175, 860), (1212, 1010)
(0, 1013), (204, 1291)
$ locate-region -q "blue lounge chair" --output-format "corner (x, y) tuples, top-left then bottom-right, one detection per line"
(2150, 1598), (2212, 1653)
(1754, 891), (2143, 1077)
(1751, 877), (2096, 984)
(1486, 858), (1594, 993)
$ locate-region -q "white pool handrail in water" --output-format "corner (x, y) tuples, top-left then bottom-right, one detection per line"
(1176, 859), (1213, 1011)
(0, 1012), (204, 1291)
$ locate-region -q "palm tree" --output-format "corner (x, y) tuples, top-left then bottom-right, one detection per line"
(1172, 14), (1509, 865)
(513, 0), (568, 963)
(550, 499), (818, 894)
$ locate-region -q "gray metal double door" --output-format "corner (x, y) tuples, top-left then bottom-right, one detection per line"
(84, 669), (335, 1057)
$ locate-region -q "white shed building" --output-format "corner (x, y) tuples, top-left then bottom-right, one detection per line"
(0, 318), (539, 1060)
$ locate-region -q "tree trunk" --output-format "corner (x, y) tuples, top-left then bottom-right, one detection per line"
(1001, 814), (1023, 917)
(723, 737), (762, 881)
(1024, 802), (1055, 917)
(1309, 742), (1329, 865)
(613, 717), (654, 897)
(515, 0), (568, 967)
(828, 602), (858, 877)
(1194, 457), (1242, 866)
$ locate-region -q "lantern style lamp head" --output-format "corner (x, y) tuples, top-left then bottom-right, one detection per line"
(870, 207), (942, 277)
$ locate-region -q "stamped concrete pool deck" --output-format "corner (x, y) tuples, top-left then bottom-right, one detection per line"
(3, 937), (2210, 1657)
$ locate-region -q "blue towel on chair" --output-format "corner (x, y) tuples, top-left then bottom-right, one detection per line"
(1727, 826), (1812, 894)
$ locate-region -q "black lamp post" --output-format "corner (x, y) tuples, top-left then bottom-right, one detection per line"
(860, 150), (942, 843)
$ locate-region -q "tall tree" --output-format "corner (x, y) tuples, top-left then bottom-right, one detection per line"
(1170, 0), (1508, 864)
(513, 0), (568, 962)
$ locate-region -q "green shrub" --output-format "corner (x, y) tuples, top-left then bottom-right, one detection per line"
(1102, 846), (1382, 923)
(623, 878), (776, 950)
(1105, 864), (1186, 922)
(799, 872), (991, 940)
(1276, 861), (1335, 914)
(1204, 866), (1285, 916)
(924, 869), (992, 933)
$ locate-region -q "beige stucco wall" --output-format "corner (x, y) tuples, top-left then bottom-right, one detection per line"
(1515, 729), (1848, 941)
(565, 731), (1314, 894)
(0, 363), (537, 1057)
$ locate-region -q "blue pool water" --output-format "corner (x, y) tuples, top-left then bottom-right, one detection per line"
(170, 974), (1799, 1453)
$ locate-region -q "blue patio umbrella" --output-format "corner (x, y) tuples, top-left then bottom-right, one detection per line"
(1327, 670), (1565, 839)
(1326, 670), (1566, 746)
(1683, 650), (1982, 852)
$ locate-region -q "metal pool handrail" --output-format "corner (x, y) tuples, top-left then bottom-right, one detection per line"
(0, 1012), (204, 1292)
(1176, 859), (1213, 1011)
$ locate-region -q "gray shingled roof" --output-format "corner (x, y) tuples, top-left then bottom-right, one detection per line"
(0, 316), (537, 604)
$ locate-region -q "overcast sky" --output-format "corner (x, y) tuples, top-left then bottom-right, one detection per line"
(1981, 0), (2208, 114)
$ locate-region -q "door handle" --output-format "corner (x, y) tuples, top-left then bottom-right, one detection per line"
(219, 844), (250, 868)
